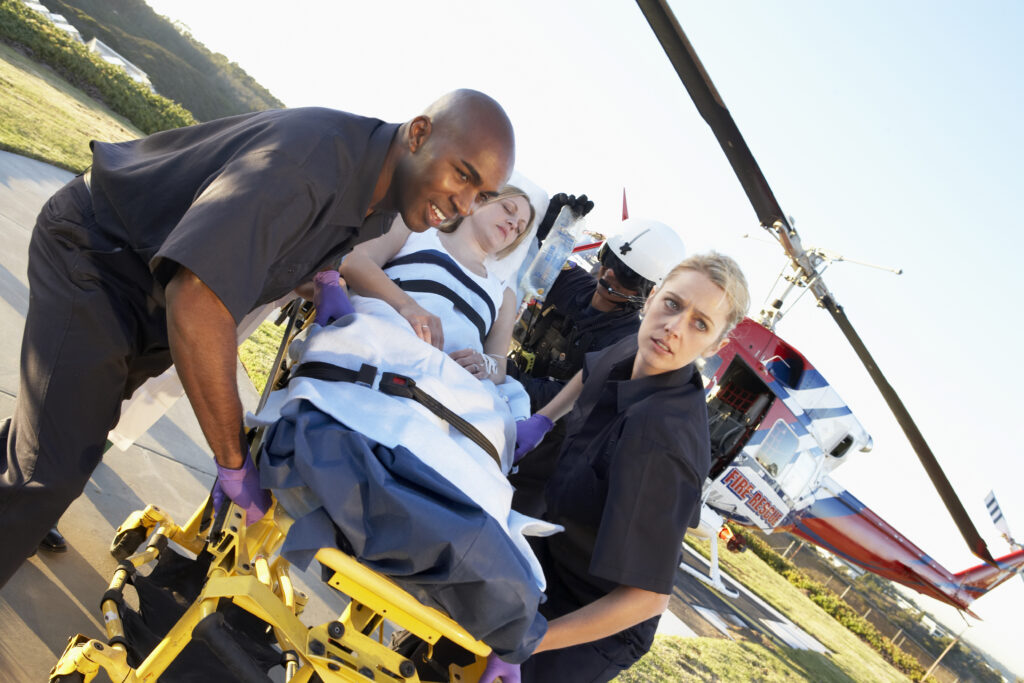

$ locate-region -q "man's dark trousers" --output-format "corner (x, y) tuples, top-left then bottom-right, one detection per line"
(0, 177), (172, 587)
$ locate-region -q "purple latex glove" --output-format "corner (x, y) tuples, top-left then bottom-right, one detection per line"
(212, 452), (271, 525)
(313, 270), (355, 326)
(479, 653), (521, 683)
(514, 414), (554, 463)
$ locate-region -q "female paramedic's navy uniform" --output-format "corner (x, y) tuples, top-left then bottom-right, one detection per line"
(521, 334), (710, 682)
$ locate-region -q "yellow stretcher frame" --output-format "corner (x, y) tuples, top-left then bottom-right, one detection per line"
(49, 300), (492, 682)
(49, 495), (491, 682)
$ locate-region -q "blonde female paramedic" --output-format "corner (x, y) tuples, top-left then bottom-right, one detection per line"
(486, 252), (751, 683)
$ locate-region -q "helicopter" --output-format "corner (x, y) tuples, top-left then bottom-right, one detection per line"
(625, 0), (1024, 612)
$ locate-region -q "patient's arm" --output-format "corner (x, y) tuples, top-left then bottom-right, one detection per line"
(449, 288), (522, 383)
(340, 222), (445, 349)
(537, 371), (583, 423)
(484, 288), (516, 383)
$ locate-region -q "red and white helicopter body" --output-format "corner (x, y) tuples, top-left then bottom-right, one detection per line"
(692, 318), (1024, 612)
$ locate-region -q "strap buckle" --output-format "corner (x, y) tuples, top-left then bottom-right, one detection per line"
(354, 363), (377, 388)
(379, 372), (416, 399)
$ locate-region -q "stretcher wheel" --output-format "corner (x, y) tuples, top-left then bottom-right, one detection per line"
(109, 525), (148, 561)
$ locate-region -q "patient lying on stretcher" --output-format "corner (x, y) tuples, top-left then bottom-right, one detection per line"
(247, 184), (558, 663)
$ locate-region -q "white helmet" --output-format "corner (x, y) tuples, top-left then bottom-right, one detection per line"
(602, 218), (687, 291)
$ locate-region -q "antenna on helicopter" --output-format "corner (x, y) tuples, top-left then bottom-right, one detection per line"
(638, 0), (998, 565)
(753, 244), (904, 329)
(807, 248), (903, 275)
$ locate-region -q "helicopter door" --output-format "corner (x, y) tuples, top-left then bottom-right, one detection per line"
(705, 357), (773, 480)
(703, 358), (796, 531)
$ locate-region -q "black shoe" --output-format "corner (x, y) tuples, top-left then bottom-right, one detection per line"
(39, 527), (68, 553)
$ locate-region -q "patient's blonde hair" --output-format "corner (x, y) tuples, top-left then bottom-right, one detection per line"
(442, 185), (536, 259)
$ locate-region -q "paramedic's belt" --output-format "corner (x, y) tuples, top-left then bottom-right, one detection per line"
(290, 362), (502, 467)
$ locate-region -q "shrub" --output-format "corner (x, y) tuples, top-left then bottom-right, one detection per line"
(46, 0), (283, 121)
(0, 0), (194, 133)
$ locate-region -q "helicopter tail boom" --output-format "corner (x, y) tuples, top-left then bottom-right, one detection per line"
(951, 549), (1024, 603)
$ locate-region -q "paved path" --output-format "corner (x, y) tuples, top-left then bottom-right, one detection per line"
(669, 542), (827, 653)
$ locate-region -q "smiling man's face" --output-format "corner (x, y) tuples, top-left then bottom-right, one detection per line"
(392, 117), (513, 233)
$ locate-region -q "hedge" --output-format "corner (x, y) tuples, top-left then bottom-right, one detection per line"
(0, 0), (195, 133)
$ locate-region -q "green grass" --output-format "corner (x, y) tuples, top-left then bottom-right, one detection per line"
(0, 40), (141, 170)
(616, 634), (864, 683)
(237, 320), (287, 395)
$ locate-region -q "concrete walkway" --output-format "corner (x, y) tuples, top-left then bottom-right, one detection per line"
(0, 150), (345, 682)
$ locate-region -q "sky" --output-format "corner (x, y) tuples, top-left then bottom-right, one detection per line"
(143, 0), (1024, 674)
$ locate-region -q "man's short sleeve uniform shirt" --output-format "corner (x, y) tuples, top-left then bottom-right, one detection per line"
(541, 335), (711, 611)
(88, 108), (399, 323)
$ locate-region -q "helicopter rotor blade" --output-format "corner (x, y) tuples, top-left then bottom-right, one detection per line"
(635, 0), (787, 232)
(824, 298), (997, 565)
(635, 0), (998, 565)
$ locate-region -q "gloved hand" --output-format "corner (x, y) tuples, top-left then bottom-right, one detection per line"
(566, 193), (595, 218)
(536, 192), (595, 241)
(313, 270), (355, 326)
(514, 414), (554, 462)
(478, 653), (521, 683)
(212, 451), (271, 525)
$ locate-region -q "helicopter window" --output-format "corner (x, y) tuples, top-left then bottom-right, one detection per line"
(755, 419), (800, 476)
(766, 353), (805, 388)
(830, 434), (854, 458)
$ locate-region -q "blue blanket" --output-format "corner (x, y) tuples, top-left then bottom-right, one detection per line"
(259, 402), (546, 663)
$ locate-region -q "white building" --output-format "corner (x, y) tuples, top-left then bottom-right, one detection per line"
(84, 38), (153, 91)
(20, 2), (83, 43)
(920, 614), (953, 639)
(18, 1), (155, 92)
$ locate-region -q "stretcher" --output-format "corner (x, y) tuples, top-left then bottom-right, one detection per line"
(48, 300), (494, 683)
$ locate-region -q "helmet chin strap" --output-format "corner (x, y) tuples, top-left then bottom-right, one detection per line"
(598, 278), (647, 307)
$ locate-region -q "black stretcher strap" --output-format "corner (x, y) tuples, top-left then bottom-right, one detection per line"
(290, 361), (501, 467)
(392, 279), (488, 346)
(384, 249), (497, 325)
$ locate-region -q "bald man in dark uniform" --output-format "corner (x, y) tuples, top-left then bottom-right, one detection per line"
(0, 89), (515, 588)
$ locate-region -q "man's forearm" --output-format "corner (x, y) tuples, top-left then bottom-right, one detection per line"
(166, 267), (246, 468)
(532, 585), (668, 654)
